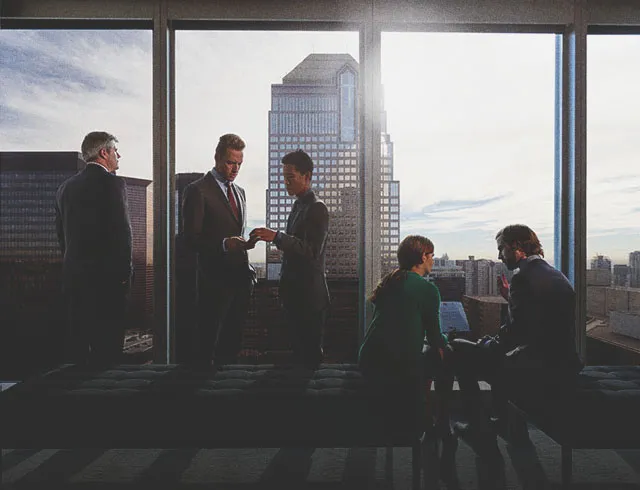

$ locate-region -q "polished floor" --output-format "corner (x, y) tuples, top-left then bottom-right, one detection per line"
(3, 424), (639, 490)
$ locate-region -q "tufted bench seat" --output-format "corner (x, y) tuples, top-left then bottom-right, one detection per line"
(1, 363), (426, 489)
(507, 365), (640, 488)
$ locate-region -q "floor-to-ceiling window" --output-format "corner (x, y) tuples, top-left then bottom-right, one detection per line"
(380, 31), (557, 337)
(174, 29), (361, 363)
(0, 29), (154, 377)
(586, 33), (640, 364)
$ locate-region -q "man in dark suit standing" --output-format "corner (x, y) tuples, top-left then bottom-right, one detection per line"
(182, 134), (256, 368)
(55, 131), (132, 366)
(452, 224), (583, 444)
(251, 150), (330, 367)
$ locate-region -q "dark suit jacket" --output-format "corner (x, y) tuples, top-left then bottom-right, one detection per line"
(274, 189), (330, 311)
(182, 172), (252, 283)
(55, 164), (132, 289)
(498, 257), (582, 370)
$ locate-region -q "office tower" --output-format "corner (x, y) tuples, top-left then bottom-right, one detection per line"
(460, 257), (499, 296)
(462, 295), (507, 338)
(430, 254), (466, 301)
(174, 172), (204, 362)
(0, 152), (83, 376)
(121, 176), (153, 333)
(175, 172), (204, 235)
(590, 254), (612, 286)
(265, 53), (400, 280)
(630, 251), (640, 289)
(613, 264), (630, 288)
(476, 259), (497, 296)
(591, 254), (612, 271)
(0, 152), (153, 376)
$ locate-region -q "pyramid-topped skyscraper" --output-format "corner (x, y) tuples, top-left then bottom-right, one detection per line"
(266, 53), (399, 280)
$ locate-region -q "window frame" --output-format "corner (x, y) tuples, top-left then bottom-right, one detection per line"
(3, 0), (640, 363)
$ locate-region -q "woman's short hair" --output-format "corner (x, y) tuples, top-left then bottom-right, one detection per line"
(397, 235), (434, 270)
(370, 235), (434, 304)
(495, 224), (544, 257)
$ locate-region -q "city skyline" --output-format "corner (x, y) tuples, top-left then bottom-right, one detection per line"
(1, 30), (638, 263)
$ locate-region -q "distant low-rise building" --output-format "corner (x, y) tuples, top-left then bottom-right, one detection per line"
(461, 295), (507, 339)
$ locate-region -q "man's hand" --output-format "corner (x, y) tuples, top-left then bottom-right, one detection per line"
(225, 236), (247, 252)
(244, 234), (259, 250)
(498, 272), (509, 300)
(249, 227), (277, 243)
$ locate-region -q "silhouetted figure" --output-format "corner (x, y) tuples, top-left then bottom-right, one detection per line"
(182, 134), (256, 368)
(452, 224), (582, 453)
(55, 131), (132, 366)
(358, 235), (455, 444)
(251, 150), (329, 368)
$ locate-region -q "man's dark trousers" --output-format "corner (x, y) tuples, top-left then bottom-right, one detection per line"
(65, 279), (128, 366)
(285, 305), (327, 367)
(196, 272), (253, 366)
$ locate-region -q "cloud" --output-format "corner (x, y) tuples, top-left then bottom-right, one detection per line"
(419, 195), (508, 216)
(596, 174), (639, 185)
(1, 30), (638, 263)
(0, 30), (153, 178)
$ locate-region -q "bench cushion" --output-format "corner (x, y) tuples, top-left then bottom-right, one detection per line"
(510, 365), (640, 448)
(2, 363), (424, 448)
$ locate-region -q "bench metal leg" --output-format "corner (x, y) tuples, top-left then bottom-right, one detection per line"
(561, 445), (572, 489)
(412, 441), (421, 490)
(385, 446), (393, 485)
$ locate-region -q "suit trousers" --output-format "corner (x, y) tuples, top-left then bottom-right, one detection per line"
(196, 273), (253, 366)
(64, 279), (128, 367)
(450, 337), (511, 428)
(284, 304), (327, 367)
(451, 338), (575, 427)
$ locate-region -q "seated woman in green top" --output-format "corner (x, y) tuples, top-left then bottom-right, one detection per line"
(358, 235), (454, 438)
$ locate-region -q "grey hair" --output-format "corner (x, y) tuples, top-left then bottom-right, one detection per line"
(81, 131), (118, 162)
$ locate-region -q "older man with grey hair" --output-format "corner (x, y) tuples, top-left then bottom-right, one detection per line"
(55, 131), (132, 366)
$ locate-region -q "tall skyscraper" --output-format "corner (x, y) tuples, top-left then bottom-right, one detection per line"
(1, 151), (83, 376)
(613, 264), (630, 287)
(630, 251), (640, 289)
(265, 53), (400, 280)
(121, 176), (153, 333)
(0, 152), (153, 376)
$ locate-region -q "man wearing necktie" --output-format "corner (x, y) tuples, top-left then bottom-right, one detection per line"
(251, 150), (330, 368)
(182, 134), (257, 368)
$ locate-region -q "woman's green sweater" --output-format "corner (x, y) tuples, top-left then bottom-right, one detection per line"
(358, 271), (447, 376)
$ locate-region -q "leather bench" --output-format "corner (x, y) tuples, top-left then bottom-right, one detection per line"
(507, 365), (640, 489)
(1, 363), (426, 489)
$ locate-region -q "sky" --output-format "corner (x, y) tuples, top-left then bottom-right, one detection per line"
(1, 30), (638, 265)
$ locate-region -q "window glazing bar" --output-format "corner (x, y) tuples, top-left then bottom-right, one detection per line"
(560, 0), (587, 362)
(360, 14), (381, 340)
(152, 0), (173, 363)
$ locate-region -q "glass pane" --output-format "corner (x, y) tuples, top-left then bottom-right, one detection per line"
(586, 34), (640, 364)
(175, 31), (360, 364)
(381, 32), (556, 339)
(0, 30), (153, 378)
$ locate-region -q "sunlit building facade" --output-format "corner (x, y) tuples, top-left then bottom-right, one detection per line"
(265, 54), (399, 279)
